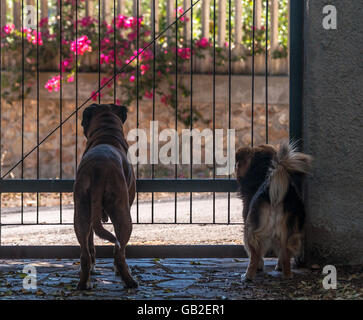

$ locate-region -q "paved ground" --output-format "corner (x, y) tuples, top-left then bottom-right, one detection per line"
(1, 195), (244, 245)
(0, 258), (362, 300)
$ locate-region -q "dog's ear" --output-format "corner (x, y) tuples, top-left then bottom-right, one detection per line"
(110, 104), (128, 123)
(235, 147), (253, 178)
(81, 104), (98, 137)
(235, 147), (253, 164)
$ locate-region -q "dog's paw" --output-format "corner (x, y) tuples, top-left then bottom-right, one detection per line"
(114, 265), (120, 276)
(125, 279), (139, 289)
(77, 281), (92, 291)
(275, 265), (282, 271)
(241, 273), (254, 282)
(90, 265), (97, 275)
(257, 260), (264, 272)
(283, 272), (294, 279)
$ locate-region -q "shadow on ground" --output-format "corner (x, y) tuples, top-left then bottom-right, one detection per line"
(0, 258), (362, 300)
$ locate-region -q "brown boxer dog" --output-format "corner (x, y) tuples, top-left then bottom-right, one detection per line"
(74, 103), (138, 290)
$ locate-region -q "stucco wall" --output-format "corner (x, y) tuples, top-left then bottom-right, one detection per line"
(303, 1), (363, 265)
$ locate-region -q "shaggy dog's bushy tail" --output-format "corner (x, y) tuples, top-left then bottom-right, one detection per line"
(268, 141), (312, 206)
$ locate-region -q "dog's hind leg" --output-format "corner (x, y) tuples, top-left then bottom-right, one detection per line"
(88, 229), (97, 275)
(113, 241), (138, 288)
(242, 246), (261, 281)
(74, 197), (93, 290)
(258, 258), (264, 271)
(275, 251), (283, 271)
(108, 205), (138, 289)
(75, 223), (92, 290)
(279, 247), (292, 278)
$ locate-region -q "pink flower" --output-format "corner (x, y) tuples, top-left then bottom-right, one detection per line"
(128, 32), (137, 42)
(67, 75), (74, 83)
(196, 37), (210, 48)
(60, 58), (73, 72)
(91, 91), (103, 101)
(101, 38), (110, 47)
(175, 6), (189, 22)
(129, 75), (135, 82)
(22, 28), (43, 45)
(100, 53), (112, 64)
(80, 16), (94, 27)
(101, 76), (113, 88)
(140, 64), (150, 75)
(44, 75), (61, 92)
(116, 15), (127, 29)
(3, 24), (15, 34)
(141, 49), (153, 61)
(144, 91), (153, 99)
(39, 18), (48, 27)
(175, 47), (191, 60)
(71, 35), (92, 56)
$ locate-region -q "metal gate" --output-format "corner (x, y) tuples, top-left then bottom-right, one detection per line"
(0, 0), (302, 257)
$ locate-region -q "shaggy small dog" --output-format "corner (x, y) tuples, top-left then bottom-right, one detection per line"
(235, 142), (312, 280)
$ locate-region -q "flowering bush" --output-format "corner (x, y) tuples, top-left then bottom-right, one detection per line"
(0, 0), (288, 125)
(0, 3), (221, 125)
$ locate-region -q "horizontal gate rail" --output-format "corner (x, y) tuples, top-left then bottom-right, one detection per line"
(0, 179), (239, 193)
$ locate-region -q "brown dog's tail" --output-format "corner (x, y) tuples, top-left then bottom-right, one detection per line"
(268, 141), (312, 206)
(90, 184), (118, 245)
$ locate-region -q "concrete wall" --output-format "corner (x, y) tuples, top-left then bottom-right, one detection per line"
(303, 1), (363, 265)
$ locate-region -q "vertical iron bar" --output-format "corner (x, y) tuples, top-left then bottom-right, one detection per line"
(0, 0), (2, 244)
(136, 0), (139, 224)
(212, 0), (216, 223)
(265, 0), (269, 144)
(174, 0), (178, 224)
(75, 0), (79, 172)
(251, 0), (256, 147)
(289, 0), (303, 146)
(151, 0), (156, 223)
(227, 0), (232, 224)
(60, 0), (63, 224)
(98, 0), (101, 103)
(114, 0), (117, 102)
(36, 0), (40, 224)
(189, 0), (193, 224)
(21, 0), (24, 224)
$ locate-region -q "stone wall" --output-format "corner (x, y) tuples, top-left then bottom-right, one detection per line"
(303, 1), (363, 265)
(1, 74), (289, 179)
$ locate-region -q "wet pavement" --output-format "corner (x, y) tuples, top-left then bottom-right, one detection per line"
(0, 258), (362, 300)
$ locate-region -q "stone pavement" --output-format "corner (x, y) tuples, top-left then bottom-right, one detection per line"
(0, 258), (318, 300)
